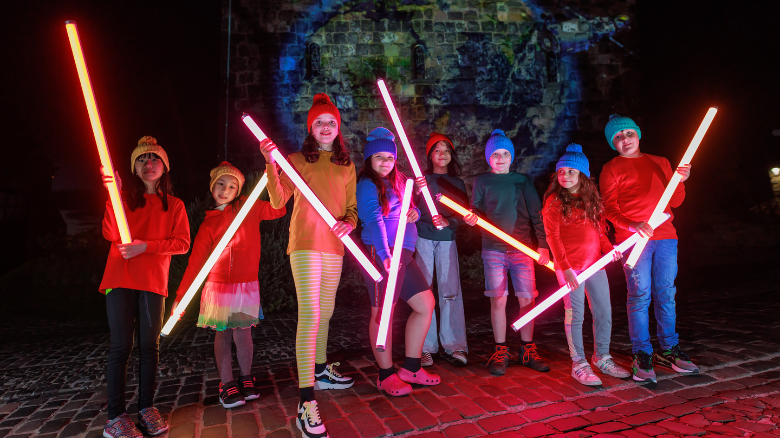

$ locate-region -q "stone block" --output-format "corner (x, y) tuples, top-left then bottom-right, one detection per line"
(478, 413), (526, 433)
(385, 416), (414, 435)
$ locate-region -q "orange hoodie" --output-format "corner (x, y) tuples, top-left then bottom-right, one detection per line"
(175, 196), (286, 300)
(100, 193), (191, 296)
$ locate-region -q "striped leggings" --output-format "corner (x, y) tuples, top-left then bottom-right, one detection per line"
(290, 250), (343, 389)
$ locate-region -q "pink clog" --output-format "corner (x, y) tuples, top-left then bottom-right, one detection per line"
(377, 374), (413, 396)
(397, 367), (441, 386)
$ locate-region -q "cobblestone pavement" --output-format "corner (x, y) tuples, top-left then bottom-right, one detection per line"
(1, 265), (778, 437)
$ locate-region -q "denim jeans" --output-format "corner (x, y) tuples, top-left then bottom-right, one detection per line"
(556, 269), (612, 362)
(481, 249), (538, 298)
(415, 238), (468, 354)
(623, 239), (679, 354)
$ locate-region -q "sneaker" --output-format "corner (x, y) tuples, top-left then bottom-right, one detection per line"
(238, 375), (260, 400)
(138, 407), (169, 436)
(421, 352), (434, 367)
(519, 343), (551, 372)
(397, 367), (441, 385)
(297, 400), (329, 438)
(487, 345), (510, 375)
(219, 381), (246, 409)
(377, 374), (413, 396)
(632, 350), (657, 383)
(103, 412), (142, 438)
(654, 345), (700, 374)
(450, 350), (468, 365)
(313, 362), (354, 390)
(571, 361), (602, 386)
(592, 354), (631, 379)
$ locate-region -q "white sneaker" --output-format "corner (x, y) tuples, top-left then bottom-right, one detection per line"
(421, 352), (434, 367)
(572, 361), (602, 386)
(297, 401), (329, 438)
(592, 354), (631, 379)
(313, 362), (354, 390)
(450, 350), (468, 365)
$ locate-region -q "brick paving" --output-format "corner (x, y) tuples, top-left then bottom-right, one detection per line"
(0, 267), (778, 437)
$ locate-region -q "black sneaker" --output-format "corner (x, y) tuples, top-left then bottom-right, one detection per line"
(297, 400), (329, 438)
(238, 375), (260, 401)
(632, 350), (657, 383)
(218, 381), (246, 409)
(519, 342), (550, 372)
(654, 345), (700, 374)
(487, 345), (510, 375)
(313, 362), (354, 390)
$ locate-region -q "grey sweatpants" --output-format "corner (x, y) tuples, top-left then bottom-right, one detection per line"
(556, 269), (613, 362)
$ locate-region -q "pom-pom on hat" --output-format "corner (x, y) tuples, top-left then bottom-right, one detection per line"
(131, 136), (170, 174)
(209, 161), (245, 194)
(484, 129), (515, 164)
(307, 93), (341, 133)
(604, 114), (641, 149)
(425, 132), (454, 157)
(556, 144), (590, 178)
(364, 127), (397, 159)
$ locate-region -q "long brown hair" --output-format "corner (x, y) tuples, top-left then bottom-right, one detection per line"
(357, 157), (412, 216)
(300, 133), (351, 166)
(425, 140), (462, 177)
(543, 172), (605, 232)
(126, 153), (173, 212)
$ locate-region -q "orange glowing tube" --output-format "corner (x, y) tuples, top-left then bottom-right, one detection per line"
(437, 194), (555, 271)
(65, 21), (131, 244)
(625, 107), (718, 269)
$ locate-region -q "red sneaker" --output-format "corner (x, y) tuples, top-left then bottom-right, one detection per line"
(397, 367), (441, 386)
(376, 374), (412, 396)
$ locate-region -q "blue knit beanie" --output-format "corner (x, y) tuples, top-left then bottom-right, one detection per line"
(364, 127), (397, 158)
(604, 114), (641, 149)
(556, 144), (590, 178)
(484, 129), (515, 164)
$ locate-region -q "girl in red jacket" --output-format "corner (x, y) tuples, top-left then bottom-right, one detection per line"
(542, 144), (630, 387)
(99, 136), (190, 438)
(172, 162), (286, 409)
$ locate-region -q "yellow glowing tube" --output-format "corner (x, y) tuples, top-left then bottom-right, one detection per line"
(625, 107), (718, 269)
(65, 21), (131, 244)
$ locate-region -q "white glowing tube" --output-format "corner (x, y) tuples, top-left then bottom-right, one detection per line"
(376, 179), (414, 352)
(242, 115), (383, 281)
(377, 79), (444, 230)
(511, 213), (671, 331)
(625, 107), (718, 268)
(161, 174), (269, 336)
(66, 21), (132, 244)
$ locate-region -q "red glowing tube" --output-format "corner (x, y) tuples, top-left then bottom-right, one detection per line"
(511, 213), (671, 331)
(65, 21), (131, 244)
(375, 179), (414, 352)
(161, 174), (269, 336)
(625, 107), (718, 269)
(377, 79), (444, 230)
(242, 115), (383, 282)
(437, 194), (555, 271)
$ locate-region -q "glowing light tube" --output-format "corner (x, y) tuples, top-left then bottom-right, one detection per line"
(377, 79), (443, 230)
(625, 107), (718, 269)
(437, 194), (555, 271)
(66, 21), (131, 244)
(242, 115), (383, 282)
(512, 213), (670, 331)
(376, 179), (414, 352)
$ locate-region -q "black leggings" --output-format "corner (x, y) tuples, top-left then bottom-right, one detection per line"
(106, 288), (165, 420)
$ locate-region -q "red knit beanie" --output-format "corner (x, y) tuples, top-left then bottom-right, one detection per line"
(306, 93), (341, 133)
(425, 132), (454, 156)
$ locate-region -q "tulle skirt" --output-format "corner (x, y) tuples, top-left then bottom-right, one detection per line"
(197, 280), (263, 331)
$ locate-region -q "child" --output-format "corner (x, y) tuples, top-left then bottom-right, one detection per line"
(357, 127), (440, 396)
(600, 115), (698, 383)
(99, 136), (190, 438)
(258, 93), (356, 438)
(172, 162), (286, 408)
(464, 129), (551, 376)
(542, 144), (631, 386)
(414, 132), (469, 366)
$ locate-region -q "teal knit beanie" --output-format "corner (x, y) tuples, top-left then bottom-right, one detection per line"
(556, 144), (590, 178)
(604, 114), (641, 149)
(485, 129), (515, 164)
(364, 127), (397, 158)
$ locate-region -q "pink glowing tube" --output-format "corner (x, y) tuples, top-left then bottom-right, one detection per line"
(242, 114), (383, 282)
(65, 21), (131, 244)
(377, 79), (444, 230)
(624, 107), (717, 269)
(161, 173), (269, 336)
(376, 179), (414, 352)
(511, 213), (671, 331)
(437, 194), (555, 271)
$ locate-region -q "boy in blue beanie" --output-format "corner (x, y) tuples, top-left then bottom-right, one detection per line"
(464, 129), (551, 375)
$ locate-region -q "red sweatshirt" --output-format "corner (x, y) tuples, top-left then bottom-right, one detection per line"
(100, 193), (191, 296)
(175, 196), (286, 300)
(543, 195), (613, 271)
(599, 153), (684, 242)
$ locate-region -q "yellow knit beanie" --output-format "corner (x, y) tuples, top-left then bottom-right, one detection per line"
(209, 161), (245, 193)
(131, 136), (170, 174)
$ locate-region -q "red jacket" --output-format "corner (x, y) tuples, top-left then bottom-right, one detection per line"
(175, 196), (286, 300)
(542, 195), (613, 272)
(100, 193), (191, 296)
